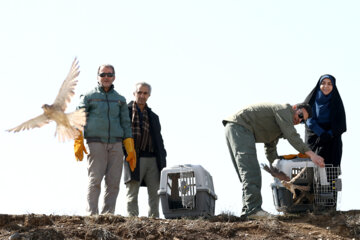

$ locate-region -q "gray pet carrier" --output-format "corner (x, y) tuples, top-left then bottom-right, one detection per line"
(270, 158), (341, 213)
(158, 164), (217, 219)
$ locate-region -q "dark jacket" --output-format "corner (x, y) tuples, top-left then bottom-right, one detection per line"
(304, 75), (346, 166)
(123, 101), (167, 185)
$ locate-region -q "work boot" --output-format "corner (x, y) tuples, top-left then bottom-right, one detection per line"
(247, 209), (273, 220)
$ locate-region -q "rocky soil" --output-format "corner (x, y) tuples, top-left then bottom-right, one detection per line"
(1, 210), (359, 239)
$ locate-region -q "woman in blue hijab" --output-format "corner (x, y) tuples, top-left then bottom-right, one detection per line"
(304, 74), (346, 167)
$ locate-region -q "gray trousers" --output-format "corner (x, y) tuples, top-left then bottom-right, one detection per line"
(126, 157), (160, 218)
(86, 142), (124, 215)
(225, 123), (262, 216)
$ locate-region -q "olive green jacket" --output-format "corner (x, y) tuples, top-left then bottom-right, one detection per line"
(223, 103), (310, 162)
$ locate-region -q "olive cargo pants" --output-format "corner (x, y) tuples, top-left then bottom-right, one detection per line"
(225, 123), (262, 216)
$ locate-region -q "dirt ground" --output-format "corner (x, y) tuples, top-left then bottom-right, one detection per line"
(0, 210), (359, 240)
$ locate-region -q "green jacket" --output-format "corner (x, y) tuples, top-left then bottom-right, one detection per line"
(223, 103), (311, 162)
(78, 84), (132, 143)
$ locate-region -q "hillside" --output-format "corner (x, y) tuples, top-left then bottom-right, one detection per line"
(1, 210), (359, 239)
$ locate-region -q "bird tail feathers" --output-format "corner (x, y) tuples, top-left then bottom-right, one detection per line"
(56, 125), (79, 142)
(67, 108), (86, 131)
(55, 109), (86, 142)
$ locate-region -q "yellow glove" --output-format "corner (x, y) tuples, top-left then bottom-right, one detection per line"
(74, 131), (88, 161)
(123, 138), (137, 172)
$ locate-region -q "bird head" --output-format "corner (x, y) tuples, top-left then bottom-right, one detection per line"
(41, 104), (51, 113)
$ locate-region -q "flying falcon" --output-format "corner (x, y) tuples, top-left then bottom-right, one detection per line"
(262, 164), (310, 200)
(7, 58), (86, 141)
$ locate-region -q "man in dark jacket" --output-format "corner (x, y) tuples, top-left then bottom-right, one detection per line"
(124, 82), (167, 218)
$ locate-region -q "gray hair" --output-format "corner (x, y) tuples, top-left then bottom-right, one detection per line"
(97, 64), (115, 75)
(135, 82), (152, 94)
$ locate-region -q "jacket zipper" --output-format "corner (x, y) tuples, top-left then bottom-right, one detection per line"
(105, 93), (111, 143)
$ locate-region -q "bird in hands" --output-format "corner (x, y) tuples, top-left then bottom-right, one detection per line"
(7, 58), (86, 141)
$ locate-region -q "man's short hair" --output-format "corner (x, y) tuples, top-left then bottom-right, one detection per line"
(135, 82), (152, 94)
(295, 103), (312, 118)
(97, 64), (115, 75)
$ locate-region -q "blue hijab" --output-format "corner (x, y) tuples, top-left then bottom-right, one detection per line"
(314, 75), (335, 123)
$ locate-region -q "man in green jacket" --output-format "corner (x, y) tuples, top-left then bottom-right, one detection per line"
(74, 64), (136, 215)
(223, 103), (325, 219)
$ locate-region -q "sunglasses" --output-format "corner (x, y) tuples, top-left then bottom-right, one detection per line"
(98, 72), (114, 77)
(298, 112), (305, 124)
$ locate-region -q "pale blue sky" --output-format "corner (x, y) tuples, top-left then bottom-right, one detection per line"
(1, 0), (359, 216)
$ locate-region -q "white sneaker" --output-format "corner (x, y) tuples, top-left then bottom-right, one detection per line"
(247, 209), (273, 220)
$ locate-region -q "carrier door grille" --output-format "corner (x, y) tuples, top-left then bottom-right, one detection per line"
(166, 171), (196, 209)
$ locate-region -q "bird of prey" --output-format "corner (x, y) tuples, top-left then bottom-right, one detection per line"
(262, 164), (310, 200)
(7, 58), (86, 141)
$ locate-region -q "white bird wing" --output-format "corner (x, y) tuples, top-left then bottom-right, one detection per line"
(7, 114), (50, 132)
(52, 58), (80, 112)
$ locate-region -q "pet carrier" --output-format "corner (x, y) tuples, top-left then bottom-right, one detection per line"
(270, 158), (341, 213)
(158, 164), (217, 219)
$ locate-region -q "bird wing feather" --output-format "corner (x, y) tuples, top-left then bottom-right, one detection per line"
(7, 114), (50, 132)
(52, 58), (80, 112)
(261, 163), (291, 181)
(289, 167), (307, 183)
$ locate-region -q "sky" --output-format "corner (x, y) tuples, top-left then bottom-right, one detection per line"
(0, 0), (359, 217)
